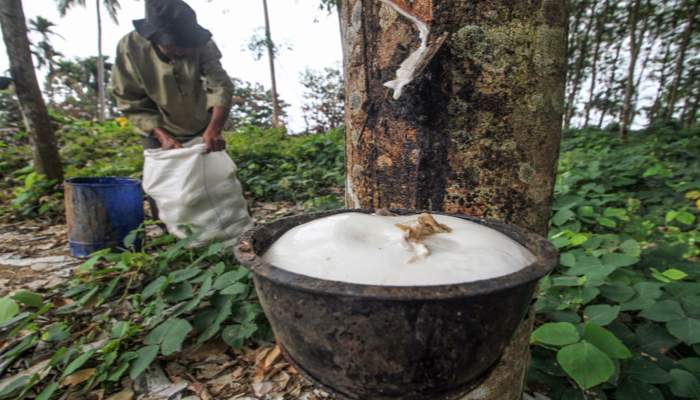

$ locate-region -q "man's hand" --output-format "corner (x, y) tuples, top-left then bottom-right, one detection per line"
(153, 128), (183, 151)
(202, 128), (226, 153)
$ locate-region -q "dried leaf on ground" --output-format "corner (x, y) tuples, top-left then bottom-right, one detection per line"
(60, 368), (96, 387)
(0, 359), (50, 394)
(263, 345), (281, 368)
(105, 387), (134, 400)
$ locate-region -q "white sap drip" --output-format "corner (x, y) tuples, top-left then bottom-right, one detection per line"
(261, 213), (537, 286)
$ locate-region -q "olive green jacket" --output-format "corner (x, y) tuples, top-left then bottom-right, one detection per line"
(111, 31), (233, 138)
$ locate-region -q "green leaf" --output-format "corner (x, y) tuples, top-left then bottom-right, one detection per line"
(582, 235), (603, 250)
(621, 358), (672, 384)
(583, 305), (620, 326)
(222, 323), (258, 349)
(62, 349), (95, 377)
(161, 319), (192, 356)
(35, 382), (59, 400)
(170, 268), (201, 284)
(13, 291), (43, 307)
(666, 318), (700, 345)
(669, 369), (700, 398)
(111, 321), (130, 339)
(676, 211), (696, 225)
(531, 322), (580, 346)
(638, 300), (685, 322)
(164, 282), (194, 303)
(78, 255), (101, 272)
(679, 358), (700, 376)
(583, 323), (632, 359)
(557, 341), (615, 389)
(213, 271), (241, 290)
(577, 206), (594, 217)
(106, 363), (130, 381)
(553, 195), (584, 210)
(634, 282), (663, 299)
(0, 376), (29, 397)
(636, 324), (680, 352)
(551, 237), (571, 248)
(619, 297), (656, 311)
(569, 234), (588, 246)
(129, 345), (159, 380)
(599, 282), (636, 303)
(220, 282), (249, 295)
(0, 295), (19, 324)
(144, 319), (176, 345)
(193, 307), (218, 334)
(601, 253), (639, 268)
(596, 217), (617, 228)
(615, 376), (664, 400)
(559, 253), (576, 267)
(604, 208), (626, 217)
(141, 276), (167, 301)
(662, 269), (688, 280)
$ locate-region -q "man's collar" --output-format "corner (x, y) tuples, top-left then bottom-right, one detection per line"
(151, 43), (172, 64)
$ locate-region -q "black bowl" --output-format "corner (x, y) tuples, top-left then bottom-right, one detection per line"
(234, 209), (558, 400)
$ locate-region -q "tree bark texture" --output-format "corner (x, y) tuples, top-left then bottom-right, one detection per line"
(342, 0), (567, 398)
(565, 0), (597, 129)
(620, 0), (650, 139)
(583, 0), (609, 127)
(96, 0), (106, 122)
(262, 0), (280, 128)
(0, 0), (63, 182)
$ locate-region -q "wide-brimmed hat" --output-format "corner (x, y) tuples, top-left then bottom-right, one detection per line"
(133, 0), (212, 48)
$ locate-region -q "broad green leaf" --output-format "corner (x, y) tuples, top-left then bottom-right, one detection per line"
(213, 271), (240, 290)
(583, 305), (619, 326)
(232, 303), (262, 324)
(193, 307), (218, 334)
(577, 206), (594, 217)
(638, 300), (685, 322)
(144, 319), (177, 345)
(669, 369), (700, 398)
(45, 324), (71, 342)
(553, 195), (584, 210)
(666, 210), (679, 222)
(111, 321), (130, 339)
(557, 341), (615, 389)
(0, 295), (19, 324)
(603, 208), (626, 217)
(118, 351), (140, 364)
(551, 237), (571, 248)
(559, 253), (576, 267)
(106, 363), (129, 381)
(584, 323), (632, 359)
(169, 268), (201, 284)
(679, 358), (700, 376)
(164, 282), (194, 303)
(676, 211), (696, 225)
(599, 282), (635, 303)
(220, 282), (248, 295)
(601, 253), (639, 268)
(160, 319), (192, 356)
(222, 323), (258, 349)
(531, 322), (580, 346)
(636, 324), (680, 352)
(634, 282), (662, 299)
(615, 376), (664, 400)
(582, 235), (603, 250)
(621, 358), (672, 384)
(62, 349), (95, 377)
(663, 269), (688, 280)
(619, 296), (656, 311)
(666, 318), (700, 345)
(142, 276), (167, 301)
(13, 291), (43, 307)
(553, 209), (576, 226)
(569, 234), (588, 246)
(129, 345), (159, 380)
(596, 217), (617, 228)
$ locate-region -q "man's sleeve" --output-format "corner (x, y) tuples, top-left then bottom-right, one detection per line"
(200, 41), (234, 110)
(111, 41), (163, 136)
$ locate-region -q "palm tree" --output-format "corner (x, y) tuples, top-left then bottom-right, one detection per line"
(55, 0), (120, 122)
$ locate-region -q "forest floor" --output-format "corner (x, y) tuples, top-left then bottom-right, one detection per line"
(0, 198), (341, 400)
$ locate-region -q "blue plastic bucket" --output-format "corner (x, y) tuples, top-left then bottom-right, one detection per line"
(64, 177), (144, 258)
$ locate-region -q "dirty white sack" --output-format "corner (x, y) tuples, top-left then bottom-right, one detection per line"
(142, 137), (254, 249)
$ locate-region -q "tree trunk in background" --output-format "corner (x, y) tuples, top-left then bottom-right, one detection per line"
(620, 0), (649, 139)
(0, 0), (63, 182)
(96, 0), (106, 122)
(342, 0), (567, 398)
(664, 0), (699, 121)
(262, 0), (280, 128)
(598, 38), (622, 128)
(583, 0), (609, 127)
(649, 38), (673, 122)
(565, 0), (597, 129)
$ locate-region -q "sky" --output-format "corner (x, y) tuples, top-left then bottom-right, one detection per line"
(0, 0), (344, 134)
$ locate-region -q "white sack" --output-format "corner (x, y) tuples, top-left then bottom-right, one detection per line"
(142, 137), (254, 249)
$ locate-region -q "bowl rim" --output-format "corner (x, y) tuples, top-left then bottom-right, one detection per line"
(234, 209), (559, 300)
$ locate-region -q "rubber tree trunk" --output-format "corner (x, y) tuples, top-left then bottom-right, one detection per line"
(0, 0), (63, 183)
(96, 0), (106, 122)
(262, 0), (280, 129)
(342, 0), (567, 398)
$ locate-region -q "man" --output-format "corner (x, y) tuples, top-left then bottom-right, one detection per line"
(111, 0), (232, 154)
